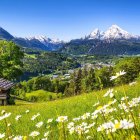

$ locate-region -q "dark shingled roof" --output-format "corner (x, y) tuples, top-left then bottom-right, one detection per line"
(0, 78), (14, 90)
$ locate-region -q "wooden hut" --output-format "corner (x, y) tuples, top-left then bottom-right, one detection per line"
(0, 78), (14, 105)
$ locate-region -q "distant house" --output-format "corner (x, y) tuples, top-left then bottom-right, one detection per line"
(68, 69), (74, 74)
(0, 78), (14, 105)
(52, 74), (59, 79)
(64, 74), (70, 76)
(64, 74), (71, 79)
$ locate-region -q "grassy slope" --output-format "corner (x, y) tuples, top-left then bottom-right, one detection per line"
(0, 82), (140, 138)
(2, 83), (140, 116)
(25, 90), (60, 102)
(24, 53), (36, 59)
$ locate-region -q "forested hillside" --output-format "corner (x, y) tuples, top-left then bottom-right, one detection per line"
(60, 39), (140, 55)
(1, 40), (140, 103)
(22, 51), (80, 80)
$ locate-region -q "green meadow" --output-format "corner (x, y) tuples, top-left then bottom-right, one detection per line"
(0, 81), (140, 139)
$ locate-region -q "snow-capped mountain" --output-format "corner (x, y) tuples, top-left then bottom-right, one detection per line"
(0, 27), (63, 51)
(61, 25), (140, 55)
(26, 36), (62, 44)
(88, 28), (102, 40)
(87, 24), (139, 40)
(13, 36), (63, 51)
(1, 24), (140, 55)
(22, 36), (64, 51)
(103, 25), (135, 40)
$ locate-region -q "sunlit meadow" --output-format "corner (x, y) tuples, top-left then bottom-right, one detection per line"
(0, 72), (140, 140)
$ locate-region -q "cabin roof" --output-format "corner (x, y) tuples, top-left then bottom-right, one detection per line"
(0, 78), (14, 90)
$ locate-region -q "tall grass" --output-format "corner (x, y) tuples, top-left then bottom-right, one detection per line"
(0, 80), (140, 139)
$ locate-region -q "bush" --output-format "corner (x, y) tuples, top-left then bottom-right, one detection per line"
(7, 97), (15, 105)
(25, 90), (59, 102)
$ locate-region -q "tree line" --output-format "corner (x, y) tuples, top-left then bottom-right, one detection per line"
(13, 56), (140, 99)
(64, 56), (140, 96)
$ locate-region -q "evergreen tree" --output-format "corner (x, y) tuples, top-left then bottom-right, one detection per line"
(86, 68), (96, 91)
(75, 68), (82, 94)
(97, 67), (114, 88)
(65, 79), (75, 96)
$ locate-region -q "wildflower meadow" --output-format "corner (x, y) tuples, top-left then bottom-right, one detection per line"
(0, 71), (140, 140)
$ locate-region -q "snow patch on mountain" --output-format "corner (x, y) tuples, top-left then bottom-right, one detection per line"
(103, 25), (132, 39)
(25, 35), (63, 45)
(88, 28), (101, 40)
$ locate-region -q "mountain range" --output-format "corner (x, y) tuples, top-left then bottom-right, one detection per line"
(87, 25), (140, 40)
(61, 25), (140, 55)
(0, 27), (63, 51)
(0, 25), (140, 55)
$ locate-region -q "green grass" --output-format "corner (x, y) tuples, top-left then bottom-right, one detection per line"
(25, 90), (62, 102)
(0, 82), (140, 139)
(24, 53), (36, 59)
(2, 83), (140, 118)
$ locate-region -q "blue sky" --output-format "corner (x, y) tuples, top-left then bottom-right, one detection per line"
(0, 0), (140, 41)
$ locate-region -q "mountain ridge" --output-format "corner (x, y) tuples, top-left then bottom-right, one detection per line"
(0, 27), (63, 51)
(87, 24), (140, 40)
(0, 27), (14, 40)
(60, 25), (140, 55)
(1, 25), (140, 55)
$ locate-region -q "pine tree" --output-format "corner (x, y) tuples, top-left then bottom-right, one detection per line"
(75, 69), (83, 94)
(86, 68), (96, 91)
